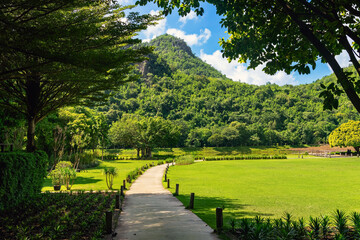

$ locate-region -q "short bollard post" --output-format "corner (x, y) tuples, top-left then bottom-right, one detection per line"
(128, 175), (132, 183)
(120, 186), (124, 197)
(216, 208), (223, 233)
(189, 193), (195, 209)
(115, 194), (120, 209)
(164, 174), (167, 182)
(167, 179), (170, 188)
(123, 180), (126, 190)
(174, 184), (179, 196)
(106, 211), (112, 234)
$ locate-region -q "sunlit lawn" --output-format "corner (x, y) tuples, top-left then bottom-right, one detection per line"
(165, 157), (360, 229)
(42, 159), (154, 191)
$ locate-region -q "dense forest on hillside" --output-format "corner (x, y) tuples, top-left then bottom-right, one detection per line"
(1, 34), (359, 151)
(94, 34), (360, 147)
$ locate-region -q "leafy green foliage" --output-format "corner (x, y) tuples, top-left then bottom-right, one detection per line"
(0, 192), (117, 239)
(137, 0), (360, 114)
(0, 151), (47, 211)
(0, 1), (159, 151)
(104, 167), (117, 190)
(109, 115), (181, 158)
(329, 120), (360, 153)
(98, 35), (360, 147)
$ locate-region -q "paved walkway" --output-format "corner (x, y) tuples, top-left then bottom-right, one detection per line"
(114, 164), (219, 240)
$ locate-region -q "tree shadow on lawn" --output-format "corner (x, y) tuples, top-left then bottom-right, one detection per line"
(43, 176), (101, 188)
(213, 147), (252, 155)
(176, 194), (273, 228)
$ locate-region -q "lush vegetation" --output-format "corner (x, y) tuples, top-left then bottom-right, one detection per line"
(329, 120), (360, 153)
(165, 158), (360, 230)
(0, 192), (117, 240)
(138, 0), (360, 115)
(42, 159), (155, 192)
(0, 151), (48, 211)
(95, 35), (360, 148)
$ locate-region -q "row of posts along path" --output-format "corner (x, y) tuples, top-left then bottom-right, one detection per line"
(114, 164), (219, 240)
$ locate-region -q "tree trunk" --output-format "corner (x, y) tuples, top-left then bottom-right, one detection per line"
(136, 148), (140, 159)
(25, 74), (41, 152)
(26, 117), (36, 152)
(279, 0), (360, 113)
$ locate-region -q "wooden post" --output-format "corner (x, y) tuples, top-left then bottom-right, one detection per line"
(164, 174), (167, 182)
(123, 180), (126, 190)
(128, 175), (132, 183)
(216, 208), (223, 233)
(189, 193), (195, 209)
(120, 186), (124, 197)
(106, 211), (112, 234)
(167, 179), (170, 188)
(115, 194), (120, 209)
(174, 184), (179, 196)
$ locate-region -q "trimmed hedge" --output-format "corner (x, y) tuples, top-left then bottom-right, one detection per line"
(0, 151), (48, 211)
(195, 155), (287, 161)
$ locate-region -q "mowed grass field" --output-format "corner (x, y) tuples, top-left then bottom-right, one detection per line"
(165, 157), (360, 229)
(42, 160), (154, 191)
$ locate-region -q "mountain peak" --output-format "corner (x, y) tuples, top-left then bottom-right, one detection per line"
(149, 34), (194, 57)
(140, 34), (226, 79)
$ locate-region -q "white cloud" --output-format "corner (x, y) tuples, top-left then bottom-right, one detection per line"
(178, 11), (198, 27)
(166, 28), (211, 46)
(200, 50), (297, 86)
(142, 10), (167, 42)
(335, 50), (351, 68)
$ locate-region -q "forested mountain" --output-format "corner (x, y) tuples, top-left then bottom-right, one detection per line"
(98, 34), (359, 147)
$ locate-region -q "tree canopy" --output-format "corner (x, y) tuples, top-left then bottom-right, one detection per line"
(137, 0), (360, 113)
(329, 120), (360, 153)
(0, 0), (159, 151)
(109, 115), (181, 158)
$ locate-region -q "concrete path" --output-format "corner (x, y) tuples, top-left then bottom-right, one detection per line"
(114, 164), (219, 240)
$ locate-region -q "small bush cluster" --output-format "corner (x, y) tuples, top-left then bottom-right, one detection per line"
(0, 151), (48, 211)
(196, 154), (287, 161)
(229, 210), (360, 240)
(175, 155), (195, 165)
(126, 163), (152, 183)
(0, 191), (117, 240)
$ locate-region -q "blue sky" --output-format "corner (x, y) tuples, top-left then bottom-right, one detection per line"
(119, 1), (352, 86)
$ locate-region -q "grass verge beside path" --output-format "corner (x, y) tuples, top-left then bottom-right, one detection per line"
(42, 160), (154, 191)
(165, 157), (360, 229)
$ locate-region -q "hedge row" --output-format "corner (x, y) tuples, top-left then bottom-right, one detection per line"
(0, 151), (48, 211)
(195, 155), (287, 161)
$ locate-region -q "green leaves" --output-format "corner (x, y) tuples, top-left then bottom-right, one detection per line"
(319, 82), (343, 110)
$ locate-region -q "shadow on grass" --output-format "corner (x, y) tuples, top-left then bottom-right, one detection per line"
(43, 176), (101, 188)
(179, 147), (202, 153)
(212, 147), (251, 155)
(175, 194), (273, 229)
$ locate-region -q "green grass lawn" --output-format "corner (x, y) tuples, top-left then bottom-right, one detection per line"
(165, 157), (360, 229)
(42, 159), (154, 191)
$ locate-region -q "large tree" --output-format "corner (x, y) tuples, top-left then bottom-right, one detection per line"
(137, 0), (360, 112)
(329, 120), (360, 153)
(0, 0), (159, 151)
(109, 115), (181, 158)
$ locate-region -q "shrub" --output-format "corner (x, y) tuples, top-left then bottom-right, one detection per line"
(0, 151), (48, 211)
(103, 167), (117, 190)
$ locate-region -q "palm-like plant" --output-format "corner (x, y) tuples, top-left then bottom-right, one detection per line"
(104, 167), (117, 190)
